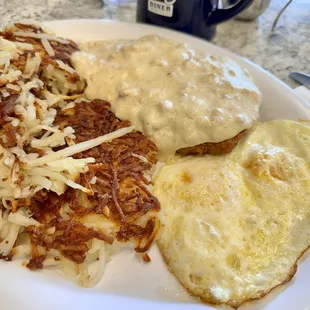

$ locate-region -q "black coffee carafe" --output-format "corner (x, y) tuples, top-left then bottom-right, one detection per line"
(136, 0), (254, 40)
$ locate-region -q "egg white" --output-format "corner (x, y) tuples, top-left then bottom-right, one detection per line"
(154, 120), (310, 308)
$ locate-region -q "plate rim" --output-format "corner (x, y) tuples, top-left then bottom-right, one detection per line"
(1, 18), (310, 310)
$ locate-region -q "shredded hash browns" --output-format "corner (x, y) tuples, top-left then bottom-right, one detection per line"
(0, 22), (161, 287)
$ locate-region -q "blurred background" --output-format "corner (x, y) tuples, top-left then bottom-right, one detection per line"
(1, 0), (309, 87)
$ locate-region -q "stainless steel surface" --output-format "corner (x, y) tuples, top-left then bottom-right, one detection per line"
(289, 72), (310, 88)
(236, 0), (271, 20)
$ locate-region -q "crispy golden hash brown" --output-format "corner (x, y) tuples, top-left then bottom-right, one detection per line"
(0, 22), (161, 287)
(1, 23), (79, 61)
(176, 130), (247, 156)
(11, 99), (160, 270)
(0, 22), (85, 143)
(1, 23), (85, 90)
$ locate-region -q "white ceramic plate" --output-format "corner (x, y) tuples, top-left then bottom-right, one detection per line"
(1, 20), (310, 310)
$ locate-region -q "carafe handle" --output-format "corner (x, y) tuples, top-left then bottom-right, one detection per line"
(204, 0), (254, 25)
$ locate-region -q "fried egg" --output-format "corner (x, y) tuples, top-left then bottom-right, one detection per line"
(153, 120), (310, 308)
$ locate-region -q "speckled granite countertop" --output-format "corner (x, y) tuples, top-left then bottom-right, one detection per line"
(1, 0), (309, 87)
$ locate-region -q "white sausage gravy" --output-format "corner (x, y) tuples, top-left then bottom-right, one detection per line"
(71, 35), (261, 160)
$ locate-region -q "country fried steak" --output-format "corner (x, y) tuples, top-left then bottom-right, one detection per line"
(176, 130), (247, 156)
